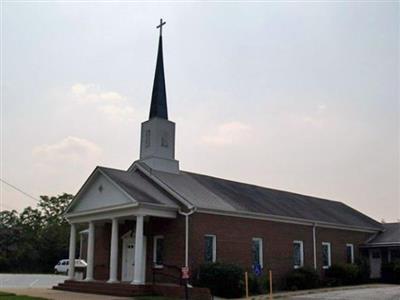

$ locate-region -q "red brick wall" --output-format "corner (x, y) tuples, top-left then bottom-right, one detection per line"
(189, 213), (372, 287)
(93, 223), (111, 280)
(90, 212), (373, 288)
(145, 215), (186, 283)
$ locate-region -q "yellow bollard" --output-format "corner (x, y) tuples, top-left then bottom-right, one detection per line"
(269, 270), (273, 300)
(245, 271), (249, 299)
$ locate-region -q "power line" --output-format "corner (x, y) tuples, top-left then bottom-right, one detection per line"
(0, 178), (41, 203)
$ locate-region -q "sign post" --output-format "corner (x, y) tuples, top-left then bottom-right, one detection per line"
(181, 266), (190, 300)
(269, 270), (273, 300)
(245, 271), (249, 299)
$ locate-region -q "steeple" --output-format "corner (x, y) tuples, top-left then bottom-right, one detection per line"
(149, 19), (168, 120)
(139, 19), (179, 174)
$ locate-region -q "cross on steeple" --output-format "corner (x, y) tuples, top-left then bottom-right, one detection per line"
(156, 18), (166, 36)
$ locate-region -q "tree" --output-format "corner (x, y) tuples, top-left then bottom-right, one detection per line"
(0, 193), (73, 273)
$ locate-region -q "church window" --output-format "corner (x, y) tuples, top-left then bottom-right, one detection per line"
(293, 240), (304, 268)
(204, 235), (216, 263)
(252, 238), (263, 269)
(322, 242), (331, 269)
(346, 244), (354, 264)
(153, 235), (164, 267)
(161, 131), (169, 148)
(145, 130), (151, 148)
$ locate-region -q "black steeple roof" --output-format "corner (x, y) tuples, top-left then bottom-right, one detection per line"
(149, 34), (168, 120)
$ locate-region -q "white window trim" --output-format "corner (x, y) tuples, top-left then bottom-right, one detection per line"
(205, 234), (217, 263)
(252, 237), (264, 268)
(153, 235), (164, 268)
(293, 240), (304, 269)
(322, 242), (331, 269)
(346, 243), (354, 264)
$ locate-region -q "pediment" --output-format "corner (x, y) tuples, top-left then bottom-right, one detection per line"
(68, 170), (135, 214)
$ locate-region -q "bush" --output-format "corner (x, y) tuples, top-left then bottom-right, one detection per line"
(355, 257), (370, 284)
(248, 273), (270, 295)
(381, 262), (400, 284)
(324, 263), (360, 286)
(195, 262), (244, 298)
(284, 268), (320, 291)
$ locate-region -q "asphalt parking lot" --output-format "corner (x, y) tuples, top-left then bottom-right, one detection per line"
(0, 274), (67, 289)
(287, 285), (400, 300)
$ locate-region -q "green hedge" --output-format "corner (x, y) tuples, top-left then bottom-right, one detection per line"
(195, 262), (244, 298)
(381, 262), (400, 284)
(324, 263), (361, 286)
(284, 268), (320, 291)
(248, 273), (270, 295)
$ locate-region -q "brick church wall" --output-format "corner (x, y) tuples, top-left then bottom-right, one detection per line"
(90, 212), (373, 289)
(188, 212), (372, 287)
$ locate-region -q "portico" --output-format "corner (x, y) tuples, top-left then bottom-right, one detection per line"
(64, 163), (179, 284)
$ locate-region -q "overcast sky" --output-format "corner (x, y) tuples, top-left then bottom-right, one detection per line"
(1, 2), (399, 222)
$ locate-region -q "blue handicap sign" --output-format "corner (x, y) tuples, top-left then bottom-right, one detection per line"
(253, 263), (262, 277)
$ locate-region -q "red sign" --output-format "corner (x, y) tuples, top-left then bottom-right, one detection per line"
(181, 266), (190, 279)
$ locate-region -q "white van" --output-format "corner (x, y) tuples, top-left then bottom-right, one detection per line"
(54, 259), (87, 274)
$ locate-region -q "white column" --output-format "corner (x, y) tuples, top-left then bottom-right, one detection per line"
(132, 215), (144, 285)
(68, 223), (76, 280)
(108, 218), (119, 283)
(85, 221), (95, 281)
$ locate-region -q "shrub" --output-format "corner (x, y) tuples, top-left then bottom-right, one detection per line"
(324, 263), (360, 286)
(284, 267), (320, 291)
(381, 262), (400, 284)
(355, 257), (370, 283)
(248, 273), (270, 295)
(195, 262), (244, 298)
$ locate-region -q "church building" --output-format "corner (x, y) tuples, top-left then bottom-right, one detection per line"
(57, 20), (386, 297)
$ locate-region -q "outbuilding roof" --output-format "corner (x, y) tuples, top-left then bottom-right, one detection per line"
(366, 222), (400, 246)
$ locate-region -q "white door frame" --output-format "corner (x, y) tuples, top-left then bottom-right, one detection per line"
(369, 249), (382, 279)
(121, 231), (147, 283)
(122, 234), (135, 282)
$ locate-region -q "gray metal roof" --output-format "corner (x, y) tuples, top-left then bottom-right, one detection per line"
(150, 168), (383, 230)
(99, 164), (382, 230)
(367, 223), (400, 245)
(99, 167), (178, 208)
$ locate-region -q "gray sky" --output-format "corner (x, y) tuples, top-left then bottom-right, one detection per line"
(1, 2), (399, 222)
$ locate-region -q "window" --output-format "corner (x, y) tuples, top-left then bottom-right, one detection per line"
(372, 250), (381, 259)
(252, 238), (263, 268)
(161, 131), (169, 148)
(322, 242), (331, 269)
(204, 235), (216, 263)
(153, 235), (164, 267)
(346, 244), (354, 264)
(293, 240), (304, 268)
(389, 249), (400, 262)
(145, 130), (151, 148)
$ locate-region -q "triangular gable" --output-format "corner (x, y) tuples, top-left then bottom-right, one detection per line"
(66, 168), (137, 215)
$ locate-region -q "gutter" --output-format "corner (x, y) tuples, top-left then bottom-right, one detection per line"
(313, 223), (317, 270)
(178, 207), (197, 268)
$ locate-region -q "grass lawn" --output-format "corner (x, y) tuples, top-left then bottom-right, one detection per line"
(0, 291), (47, 300)
(134, 297), (179, 300)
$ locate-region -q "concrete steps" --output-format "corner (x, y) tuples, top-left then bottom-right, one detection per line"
(53, 280), (212, 299)
(54, 280), (153, 297)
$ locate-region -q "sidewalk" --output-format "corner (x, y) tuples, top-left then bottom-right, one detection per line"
(216, 283), (398, 299)
(0, 288), (131, 300)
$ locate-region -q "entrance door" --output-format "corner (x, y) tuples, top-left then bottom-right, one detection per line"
(122, 237), (135, 281)
(370, 249), (382, 278)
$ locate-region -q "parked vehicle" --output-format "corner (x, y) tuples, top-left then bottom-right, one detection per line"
(54, 259), (87, 274)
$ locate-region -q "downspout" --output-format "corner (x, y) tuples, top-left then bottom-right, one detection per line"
(178, 207), (197, 267)
(313, 223), (317, 270)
